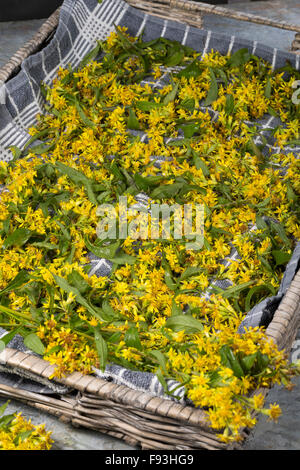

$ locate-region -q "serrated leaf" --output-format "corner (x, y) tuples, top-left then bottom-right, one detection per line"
(165, 49), (184, 67)
(180, 266), (204, 281)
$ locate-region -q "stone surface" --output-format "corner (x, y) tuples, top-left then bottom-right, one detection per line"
(203, 0), (299, 52)
(0, 19), (45, 69)
(0, 0), (300, 451)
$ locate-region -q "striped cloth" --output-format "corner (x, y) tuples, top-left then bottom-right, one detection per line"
(0, 0), (299, 402)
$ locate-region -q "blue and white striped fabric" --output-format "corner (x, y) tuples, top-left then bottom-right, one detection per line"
(0, 0), (299, 402)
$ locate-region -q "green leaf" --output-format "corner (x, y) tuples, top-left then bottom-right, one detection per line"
(179, 97), (195, 112)
(286, 183), (298, 204)
(26, 142), (55, 155)
(171, 298), (182, 316)
(163, 82), (179, 105)
(264, 77), (272, 98)
(52, 273), (106, 321)
(0, 401), (9, 417)
(84, 236), (120, 260)
(14, 430), (33, 446)
(75, 101), (95, 128)
(155, 367), (169, 395)
(177, 60), (202, 79)
(2, 229), (32, 250)
(149, 350), (168, 374)
(0, 413), (15, 429)
(165, 314), (203, 334)
(134, 174), (163, 191)
(256, 351), (269, 373)
(240, 353), (258, 373)
(164, 270), (177, 291)
(270, 220), (291, 247)
(258, 254), (273, 273)
(124, 326), (142, 350)
(0, 271), (30, 296)
(165, 49), (184, 67)
(68, 270), (90, 294)
(181, 123), (200, 138)
(272, 250), (292, 266)
(110, 253), (136, 265)
(245, 284), (276, 312)
(151, 182), (185, 200)
(80, 41), (102, 68)
(23, 333), (45, 356)
(216, 280), (255, 299)
(55, 162), (97, 204)
(180, 266), (204, 281)
(227, 48), (251, 68)
(256, 215), (268, 231)
(225, 94), (234, 115)
(0, 327), (23, 353)
(94, 327), (108, 372)
(102, 300), (118, 320)
(220, 345), (244, 378)
(204, 68), (218, 106)
(127, 107), (140, 130)
(135, 101), (164, 112)
(192, 152), (209, 177)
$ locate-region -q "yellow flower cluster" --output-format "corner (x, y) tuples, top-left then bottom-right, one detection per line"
(0, 403), (53, 450)
(0, 27), (299, 443)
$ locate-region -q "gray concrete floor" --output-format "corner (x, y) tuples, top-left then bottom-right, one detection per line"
(0, 0), (300, 451)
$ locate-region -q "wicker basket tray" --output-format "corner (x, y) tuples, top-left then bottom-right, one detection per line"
(0, 270), (299, 450)
(0, 0), (300, 450)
